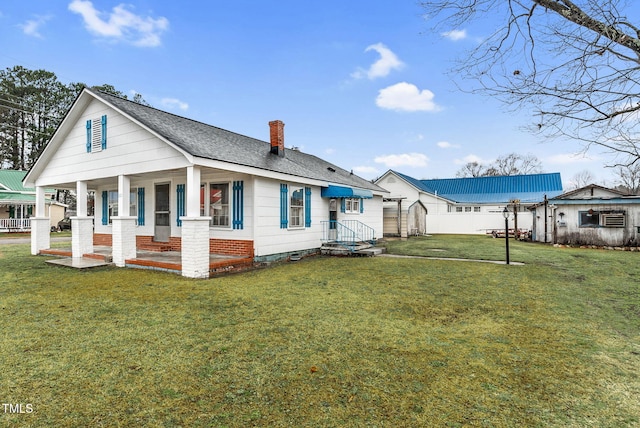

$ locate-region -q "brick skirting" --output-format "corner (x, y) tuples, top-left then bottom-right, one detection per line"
(93, 233), (112, 246)
(92, 234), (253, 257)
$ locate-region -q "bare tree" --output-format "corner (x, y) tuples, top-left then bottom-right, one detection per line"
(568, 169), (595, 189)
(492, 153), (542, 175)
(420, 0), (640, 166)
(456, 152), (542, 177)
(455, 161), (485, 177)
(614, 163), (640, 194)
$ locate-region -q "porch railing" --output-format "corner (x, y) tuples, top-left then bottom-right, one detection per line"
(321, 220), (376, 252)
(0, 218), (31, 231)
(341, 219), (376, 244)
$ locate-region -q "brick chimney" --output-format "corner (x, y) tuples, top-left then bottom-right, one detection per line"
(269, 120), (285, 157)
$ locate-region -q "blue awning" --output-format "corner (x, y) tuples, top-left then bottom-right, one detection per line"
(321, 185), (373, 199)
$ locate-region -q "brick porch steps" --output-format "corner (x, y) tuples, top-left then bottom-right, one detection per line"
(40, 248), (72, 257)
(39, 249), (112, 262)
(125, 256), (255, 276)
(137, 242), (173, 252)
(84, 253), (113, 263)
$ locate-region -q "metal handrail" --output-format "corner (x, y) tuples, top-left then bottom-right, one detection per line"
(321, 220), (376, 252)
(341, 219), (376, 244)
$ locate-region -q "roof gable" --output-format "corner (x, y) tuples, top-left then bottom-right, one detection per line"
(552, 183), (626, 200)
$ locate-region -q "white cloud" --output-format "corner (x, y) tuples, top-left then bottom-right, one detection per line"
(442, 29), (467, 41)
(325, 148), (336, 155)
(68, 0), (169, 47)
(437, 141), (459, 149)
(353, 166), (379, 174)
(20, 16), (51, 38)
(546, 153), (596, 164)
(374, 153), (429, 168)
(454, 154), (489, 165)
(351, 43), (404, 80)
(376, 82), (441, 112)
(161, 97), (189, 111)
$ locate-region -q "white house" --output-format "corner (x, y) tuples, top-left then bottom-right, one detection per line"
(530, 184), (640, 246)
(375, 170), (563, 236)
(0, 170), (65, 232)
(24, 88), (387, 278)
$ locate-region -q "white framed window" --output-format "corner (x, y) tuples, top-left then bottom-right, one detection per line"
(290, 187), (304, 227)
(208, 183), (230, 227)
(106, 188), (137, 224)
(345, 198), (360, 214)
(455, 206), (463, 213)
(464, 206), (472, 212)
(474, 206), (481, 213)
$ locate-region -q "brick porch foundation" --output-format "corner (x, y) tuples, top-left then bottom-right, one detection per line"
(92, 234), (254, 257)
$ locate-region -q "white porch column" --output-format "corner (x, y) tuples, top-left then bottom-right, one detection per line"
(185, 165), (201, 217)
(181, 167), (210, 278)
(71, 180), (94, 259)
(35, 186), (46, 217)
(76, 181), (88, 217)
(30, 186), (50, 255)
(112, 175), (137, 267)
(181, 217), (211, 278)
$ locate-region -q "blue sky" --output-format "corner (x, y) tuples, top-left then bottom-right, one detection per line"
(0, 0), (618, 187)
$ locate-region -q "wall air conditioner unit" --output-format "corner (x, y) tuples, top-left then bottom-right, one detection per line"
(601, 213), (625, 227)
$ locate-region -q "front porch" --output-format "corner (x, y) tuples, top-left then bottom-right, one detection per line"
(40, 245), (254, 276)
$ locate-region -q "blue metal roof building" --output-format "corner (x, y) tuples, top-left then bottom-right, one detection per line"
(392, 171), (563, 204)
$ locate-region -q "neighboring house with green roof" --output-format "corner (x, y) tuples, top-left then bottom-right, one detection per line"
(375, 170), (563, 236)
(24, 88), (387, 277)
(0, 170), (64, 231)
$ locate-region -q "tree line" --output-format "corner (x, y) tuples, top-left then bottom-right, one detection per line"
(0, 65), (146, 171)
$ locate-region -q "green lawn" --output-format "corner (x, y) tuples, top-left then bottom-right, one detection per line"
(0, 236), (638, 427)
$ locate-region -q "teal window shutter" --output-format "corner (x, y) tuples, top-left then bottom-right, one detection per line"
(233, 181), (244, 230)
(137, 187), (145, 226)
(280, 183), (288, 228)
(9, 206), (15, 218)
(304, 187), (311, 227)
(176, 184), (185, 227)
(101, 115), (107, 150)
(86, 120), (92, 152)
(360, 198), (364, 213)
(340, 198), (346, 213)
(101, 191), (108, 225)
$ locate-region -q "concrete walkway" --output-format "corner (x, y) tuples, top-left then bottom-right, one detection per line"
(0, 236), (71, 245)
(379, 253), (524, 265)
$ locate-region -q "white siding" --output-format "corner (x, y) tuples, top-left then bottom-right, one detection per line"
(336, 195), (383, 239)
(200, 171), (253, 241)
(253, 177), (327, 257)
(378, 172), (535, 235)
(94, 172), (255, 241)
(35, 99), (190, 187)
(425, 207), (533, 235)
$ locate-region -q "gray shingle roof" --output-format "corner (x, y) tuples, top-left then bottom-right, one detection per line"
(92, 89), (384, 193)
